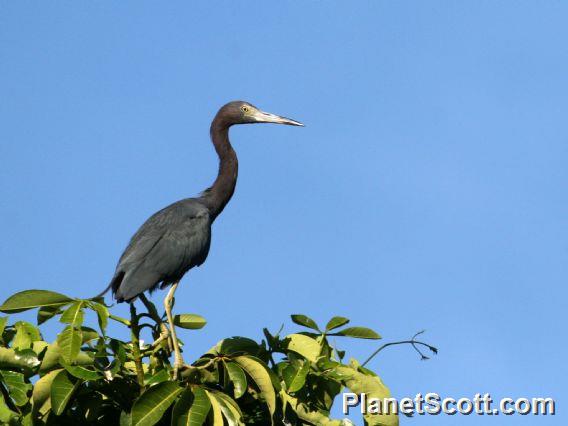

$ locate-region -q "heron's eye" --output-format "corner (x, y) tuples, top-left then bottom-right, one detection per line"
(241, 106), (249, 113)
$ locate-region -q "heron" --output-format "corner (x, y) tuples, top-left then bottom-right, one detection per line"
(99, 101), (303, 378)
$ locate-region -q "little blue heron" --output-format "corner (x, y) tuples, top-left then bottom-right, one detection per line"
(99, 101), (303, 377)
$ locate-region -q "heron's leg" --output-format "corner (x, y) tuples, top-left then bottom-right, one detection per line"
(140, 294), (172, 352)
(164, 282), (183, 379)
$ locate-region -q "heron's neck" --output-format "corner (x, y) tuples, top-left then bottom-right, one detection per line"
(202, 118), (238, 220)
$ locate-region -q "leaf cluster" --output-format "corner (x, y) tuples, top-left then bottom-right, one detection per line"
(0, 290), (399, 426)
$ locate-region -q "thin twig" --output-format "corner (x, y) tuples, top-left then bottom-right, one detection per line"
(129, 303), (146, 391)
(361, 330), (438, 367)
(139, 294), (161, 322)
(192, 357), (217, 370)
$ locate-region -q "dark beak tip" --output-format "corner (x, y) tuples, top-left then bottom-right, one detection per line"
(286, 118), (304, 127)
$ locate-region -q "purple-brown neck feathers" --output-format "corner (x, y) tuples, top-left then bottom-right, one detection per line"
(200, 113), (238, 220)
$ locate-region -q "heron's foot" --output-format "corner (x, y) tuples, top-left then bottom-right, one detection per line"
(152, 331), (170, 349)
(150, 327), (171, 352)
(160, 322), (173, 351)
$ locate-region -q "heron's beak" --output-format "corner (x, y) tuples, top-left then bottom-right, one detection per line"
(255, 110), (304, 126)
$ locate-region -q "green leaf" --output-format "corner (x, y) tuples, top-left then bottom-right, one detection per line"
(145, 369), (169, 387)
(210, 391), (244, 426)
(60, 362), (101, 381)
(311, 376), (342, 411)
(333, 326), (381, 340)
(266, 364), (282, 392)
(109, 314), (130, 326)
(12, 321), (41, 350)
(325, 316), (350, 331)
(334, 364), (398, 426)
(60, 301), (85, 327)
(223, 361), (247, 399)
(316, 358), (340, 371)
(0, 396), (18, 424)
(171, 387), (211, 426)
(39, 342), (93, 373)
(51, 370), (80, 415)
(20, 412), (33, 426)
(57, 326), (83, 363)
(0, 347), (40, 371)
(210, 337), (260, 356)
(33, 340), (49, 355)
(283, 361), (310, 393)
(120, 411), (132, 426)
(234, 356), (276, 419)
(204, 390), (223, 426)
(22, 321), (41, 340)
(39, 344), (63, 373)
(0, 316), (7, 336)
(284, 334), (321, 362)
(0, 370), (32, 406)
(174, 314), (206, 330)
(32, 369), (61, 417)
(131, 381), (182, 426)
(12, 325), (31, 350)
(89, 302), (109, 334)
(80, 326), (100, 344)
(0, 290), (73, 313)
(291, 314), (320, 331)
(37, 305), (63, 325)
(109, 339), (127, 365)
(280, 391), (344, 426)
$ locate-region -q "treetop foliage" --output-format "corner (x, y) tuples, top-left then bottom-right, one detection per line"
(0, 289), (404, 426)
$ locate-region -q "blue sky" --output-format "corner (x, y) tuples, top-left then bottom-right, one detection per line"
(1, 1), (566, 424)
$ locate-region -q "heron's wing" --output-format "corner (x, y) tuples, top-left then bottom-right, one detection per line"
(112, 199), (211, 301)
(118, 200), (210, 267)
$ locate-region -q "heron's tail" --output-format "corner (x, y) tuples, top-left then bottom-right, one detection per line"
(92, 283), (113, 300)
(92, 271), (124, 301)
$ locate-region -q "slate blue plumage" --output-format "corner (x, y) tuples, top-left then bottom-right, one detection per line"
(111, 199), (211, 302)
(101, 101), (301, 304)
(98, 100), (302, 377)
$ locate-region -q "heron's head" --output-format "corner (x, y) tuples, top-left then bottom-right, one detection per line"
(217, 101), (304, 127)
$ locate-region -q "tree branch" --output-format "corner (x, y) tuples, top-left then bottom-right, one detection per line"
(361, 330), (438, 367)
(129, 303), (146, 391)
